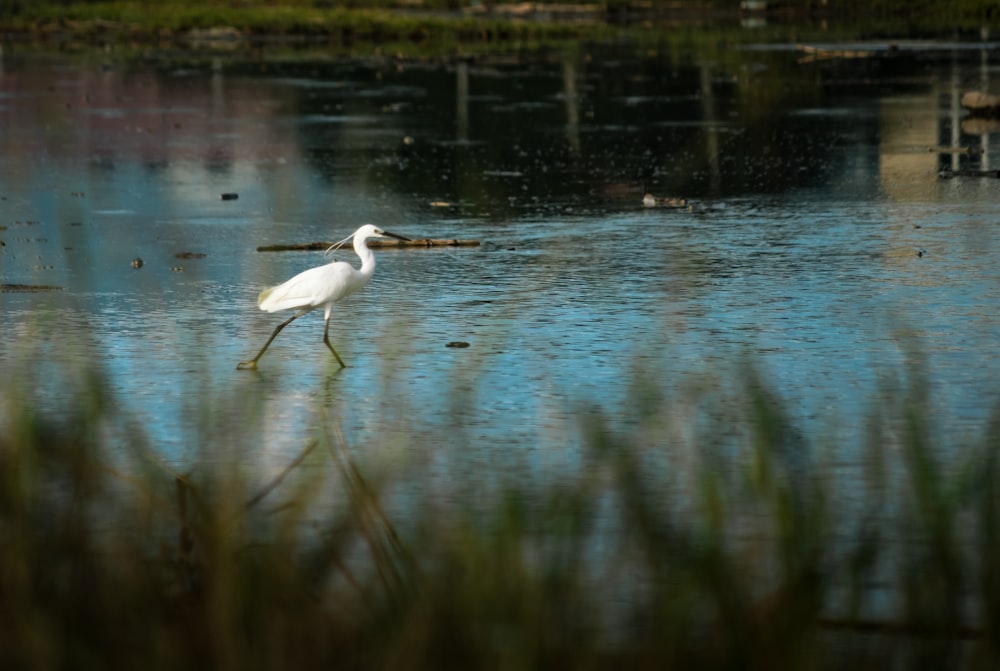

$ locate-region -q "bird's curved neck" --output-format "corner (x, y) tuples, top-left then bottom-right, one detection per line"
(353, 235), (376, 278)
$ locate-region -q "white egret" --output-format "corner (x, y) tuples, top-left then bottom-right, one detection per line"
(237, 224), (410, 370)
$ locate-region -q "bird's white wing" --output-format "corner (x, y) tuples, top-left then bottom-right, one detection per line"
(258, 262), (355, 313)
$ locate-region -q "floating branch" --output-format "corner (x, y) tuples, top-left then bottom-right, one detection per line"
(372, 238), (480, 248)
(257, 238), (480, 252)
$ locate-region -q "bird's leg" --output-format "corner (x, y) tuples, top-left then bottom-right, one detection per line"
(323, 317), (347, 368)
(237, 313), (300, 370)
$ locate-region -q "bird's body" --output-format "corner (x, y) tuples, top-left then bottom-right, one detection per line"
(258, 251), (370, 317)
(237, 224), (409, 370)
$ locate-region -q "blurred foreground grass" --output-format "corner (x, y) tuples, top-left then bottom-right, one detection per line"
(2, 353), (1000, 669)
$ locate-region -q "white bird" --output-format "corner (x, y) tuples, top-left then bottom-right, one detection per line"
(237, 224), (410, 370)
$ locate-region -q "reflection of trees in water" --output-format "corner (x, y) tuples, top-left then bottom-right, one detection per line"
(284, 48), (898, 215)
(0, 59), (303, 181)
(3, 46), (993, 222)
(204, 145), (233, 175)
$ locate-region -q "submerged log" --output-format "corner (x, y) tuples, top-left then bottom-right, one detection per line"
(256, 238), (480, 252)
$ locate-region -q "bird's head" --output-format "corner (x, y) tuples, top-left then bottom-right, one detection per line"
(356, 224), (410, 243)
(324, 225), (412, 258)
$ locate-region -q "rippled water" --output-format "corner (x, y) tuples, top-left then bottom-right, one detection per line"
(2, 45), (1000, 475)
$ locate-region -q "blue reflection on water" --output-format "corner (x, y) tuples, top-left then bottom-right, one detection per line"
(1, 50), (1000, 477)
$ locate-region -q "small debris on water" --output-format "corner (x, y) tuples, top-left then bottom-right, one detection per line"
(446, 341), (470, 348)
(917, 248), (927, 258)
(483, 170), (523, 178)
(939, 168), (1000, 179)
(642, 193), (688, 208)
(171, 266), (185, 272)
(131, 257), (144, 268)
(220, 192), (239, 201)
(927, 145), (982, 155)
(174, 251), (207, 259)
(1, 284), (63, 292)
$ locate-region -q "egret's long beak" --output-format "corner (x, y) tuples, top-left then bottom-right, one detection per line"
(382, 230), (411, 242)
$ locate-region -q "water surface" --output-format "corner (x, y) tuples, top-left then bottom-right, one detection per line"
(2, 44), (999, 479)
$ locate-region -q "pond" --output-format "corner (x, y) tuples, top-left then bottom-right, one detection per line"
(2, 41), (1000, 481)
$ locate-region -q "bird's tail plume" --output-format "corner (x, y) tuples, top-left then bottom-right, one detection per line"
(257, 285), (276, 308)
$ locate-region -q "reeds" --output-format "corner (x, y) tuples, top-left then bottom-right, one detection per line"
(2, 355), (999, 670)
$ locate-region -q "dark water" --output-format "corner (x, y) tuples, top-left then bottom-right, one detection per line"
(2, 44), (1000, 476)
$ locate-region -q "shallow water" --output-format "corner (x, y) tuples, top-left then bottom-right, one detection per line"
(2, 44), (1000, 478)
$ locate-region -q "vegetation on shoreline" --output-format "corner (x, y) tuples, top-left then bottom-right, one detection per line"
(3, 348), (1000, 668)
(2, 4), (593, 45)
(2, 0), (999, 56)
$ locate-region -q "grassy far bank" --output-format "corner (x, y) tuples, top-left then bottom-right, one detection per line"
(3, 347), (1000, 668)
(2, 0), (1000, 54)
(1, 2), (614, 56)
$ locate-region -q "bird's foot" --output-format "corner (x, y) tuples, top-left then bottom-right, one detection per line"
(236, 360), (258, 371)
